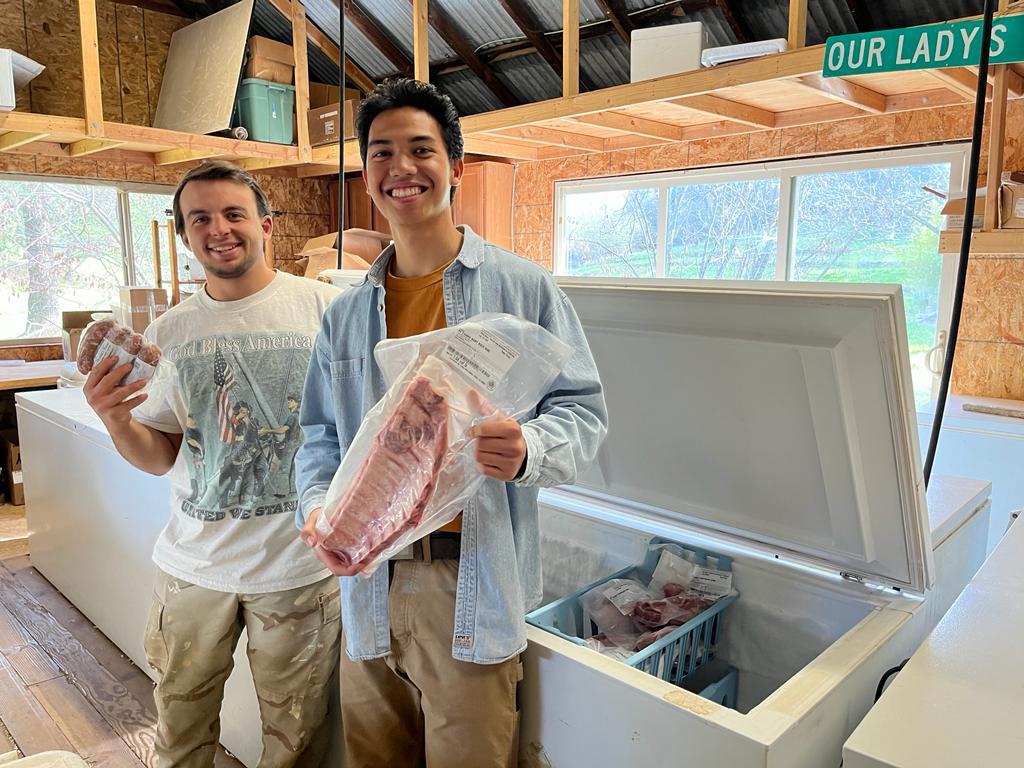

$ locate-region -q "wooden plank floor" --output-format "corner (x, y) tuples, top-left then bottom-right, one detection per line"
(0, 555), (244, 767)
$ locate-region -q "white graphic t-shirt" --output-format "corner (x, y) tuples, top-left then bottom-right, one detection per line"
(135, 271), (340, 593)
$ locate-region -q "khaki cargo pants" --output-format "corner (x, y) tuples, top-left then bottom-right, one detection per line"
(339, 559), (523, 768)
(144, 570), (341, 768)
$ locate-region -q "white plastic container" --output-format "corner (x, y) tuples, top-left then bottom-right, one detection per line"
(630, 22), (710, 82)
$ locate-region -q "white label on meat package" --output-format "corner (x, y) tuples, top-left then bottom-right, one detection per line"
(94, 338), (135, 370)
(602, 582), (649, 614)
(690, 567), (733, 599)
(442, 327), (520, 393)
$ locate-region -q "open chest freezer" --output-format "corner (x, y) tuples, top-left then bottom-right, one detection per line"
(520, 278), (990, 768)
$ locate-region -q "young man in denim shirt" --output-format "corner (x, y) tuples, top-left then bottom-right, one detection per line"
(295, 78), (607, 767)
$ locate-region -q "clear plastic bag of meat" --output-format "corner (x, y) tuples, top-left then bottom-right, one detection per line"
(76, 318), (163, 386)
(578, 577), (653, 648)
(315, 313), (572, 575)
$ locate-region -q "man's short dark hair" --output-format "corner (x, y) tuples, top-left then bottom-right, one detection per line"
(172, 160), (272, 234)
(356, 77), (464, 167)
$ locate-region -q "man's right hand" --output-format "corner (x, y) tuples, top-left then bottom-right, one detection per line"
(83, 356), (149, 430)
(301, 507), (366, 577)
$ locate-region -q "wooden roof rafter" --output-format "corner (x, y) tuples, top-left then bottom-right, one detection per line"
(344, 0), (414, 76)
(593, 0), (633, 45)
(497, 0), (599, 92)
(416, 0), (519, 107)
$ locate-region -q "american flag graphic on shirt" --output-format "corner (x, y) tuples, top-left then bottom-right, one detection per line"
(213, 348), (236, 444)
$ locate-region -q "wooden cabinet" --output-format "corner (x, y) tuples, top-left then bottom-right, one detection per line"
(342, 160), (513, 248)
(451, 161), (514, 250)
(343, 176), (391, 235)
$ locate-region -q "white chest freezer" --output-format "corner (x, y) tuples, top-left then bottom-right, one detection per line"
(520, 278), (990, 768)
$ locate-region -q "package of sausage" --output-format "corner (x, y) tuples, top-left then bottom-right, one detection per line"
(76, 318), (162, 386)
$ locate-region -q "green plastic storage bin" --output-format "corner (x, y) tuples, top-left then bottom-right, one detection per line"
(235, 78), (295, 145)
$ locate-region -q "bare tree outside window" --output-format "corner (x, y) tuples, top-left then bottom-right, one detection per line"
(0, 180), (175, 341)
(667, 179), (779, 280)
(792, 164), (950, 403)
(563, 188), (659, 278)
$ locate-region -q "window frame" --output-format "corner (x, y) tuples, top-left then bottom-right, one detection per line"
(0, 174), (175, 347)
(554, 145), (969, 401)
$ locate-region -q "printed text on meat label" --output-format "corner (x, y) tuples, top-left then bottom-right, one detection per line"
(442, 328), (520, 393)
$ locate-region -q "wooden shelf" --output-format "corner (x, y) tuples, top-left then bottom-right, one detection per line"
(939, 229), (1024, 254)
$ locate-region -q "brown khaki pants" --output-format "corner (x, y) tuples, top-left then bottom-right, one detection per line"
(144, 570), (341, 768)
(340, 559), (522, 768)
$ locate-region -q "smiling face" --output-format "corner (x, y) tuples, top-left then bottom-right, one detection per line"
(362, 106), (464, 230)
(178, 179), (271, 281)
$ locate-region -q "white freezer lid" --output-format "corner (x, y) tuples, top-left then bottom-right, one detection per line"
(558, 278), (933, 593)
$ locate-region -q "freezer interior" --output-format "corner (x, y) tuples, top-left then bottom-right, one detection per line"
(527, 278), (936, 716)
(537, 501), (889, 713)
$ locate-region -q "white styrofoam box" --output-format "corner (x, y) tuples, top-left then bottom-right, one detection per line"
(0, 49), (45, 112)
(630, 22), (710, 83)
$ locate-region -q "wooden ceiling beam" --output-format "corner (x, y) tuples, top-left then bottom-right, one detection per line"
(0, 131), (49, 151)
(563, 0), (580, 98)
(345, 57), (376, 94)
(497, 0), (599, 91)
(569, 112), (686, 142)
(490, 125), (605, 151)
(463, 135), (540, 160)
(412, 0), (430, 82)
(930, 67), (991, 100)
(964, 65), (1022, 98)
(68, 139), (124, 157)
(668, 94), (777, 127)
(344, 0), (413, 75)
(421, 0), (519, 107)
(789, 0), (808, 49)
(594, 0), (634, 45)
(794, 73), (886, 113)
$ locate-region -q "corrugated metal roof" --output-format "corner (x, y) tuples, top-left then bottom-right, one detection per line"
(435, 68), (505, 115)
(343, 18), (399, 79)
(340, 0), (995, 111)
(492, 52), (564, 104)
(351, 0), (457, 60)
(579, 34), (631, 89)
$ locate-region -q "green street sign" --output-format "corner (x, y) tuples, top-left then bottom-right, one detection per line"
(824, 16), (1024, 77)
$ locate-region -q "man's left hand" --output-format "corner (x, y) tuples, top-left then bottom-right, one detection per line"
(468, 417), (526, 481)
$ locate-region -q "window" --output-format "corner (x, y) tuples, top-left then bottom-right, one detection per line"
(0, 177), (174, 343)
(555, 147), (967, 404)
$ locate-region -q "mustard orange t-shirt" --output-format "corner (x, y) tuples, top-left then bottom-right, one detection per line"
(384, 259), (462, 532)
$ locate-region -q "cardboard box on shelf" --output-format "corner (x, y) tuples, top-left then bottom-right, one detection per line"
(117, 287), (169, 333)
(940, 191), (986, 231)
(343, 229), (390, 265)
(307, 99), (356, 146)
(61, 310), (101, 362)
(245, 36), (294, 85)
(1, 429), (23, 506)
(1000, 181), (1024, 229)
(309, 82), (341, 109)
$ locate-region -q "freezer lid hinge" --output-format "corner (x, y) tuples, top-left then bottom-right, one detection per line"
(840, 571), (866, 584)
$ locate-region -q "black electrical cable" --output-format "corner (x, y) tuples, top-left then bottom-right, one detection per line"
(336, 7), (345, 271)
(874, 658), (910, 703)
(923, 0), (998, 487)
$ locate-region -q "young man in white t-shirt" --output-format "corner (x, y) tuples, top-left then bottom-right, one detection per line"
(84, 160), (341, 767)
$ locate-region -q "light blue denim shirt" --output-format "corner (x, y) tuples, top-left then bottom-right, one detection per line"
(295, 225), (607, 664)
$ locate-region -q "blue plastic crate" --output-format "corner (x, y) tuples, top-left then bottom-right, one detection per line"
(527, 537), (738, 688)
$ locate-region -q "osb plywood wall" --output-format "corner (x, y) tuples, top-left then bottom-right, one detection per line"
(513, 100), (1024, 401)
(0, 0), (188, 123)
